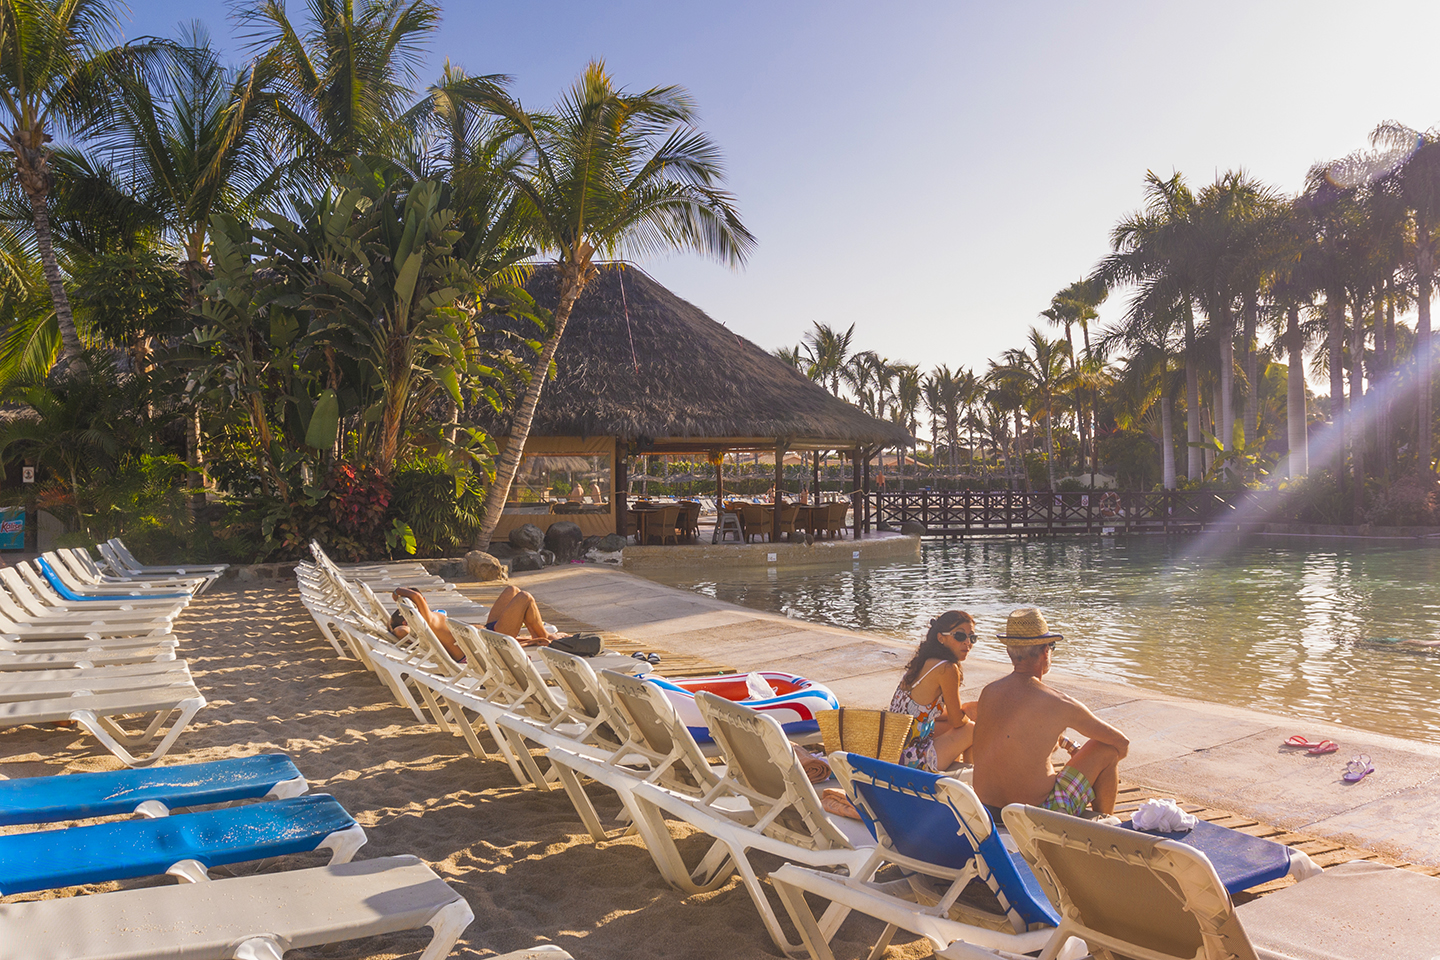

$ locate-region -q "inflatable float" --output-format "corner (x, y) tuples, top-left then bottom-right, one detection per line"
(643, 671), (839, 743)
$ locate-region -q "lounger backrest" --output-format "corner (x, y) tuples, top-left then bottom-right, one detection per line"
(839, 753), (1059, 932)
(1003, 804), (1257, 960)
(474, 629), (567, 720)
(599, 670), (719, 794)
(696, 691), (849, 850)
(539, 647), (629, 748)
(394, 598), (466, 677)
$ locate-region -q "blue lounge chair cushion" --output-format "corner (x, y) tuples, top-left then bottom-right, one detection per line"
(843, 754), (1060, 928)
(36, 558), (189, 601)
(0, 794), (356, 895)
(1122, 817), (1295, 893)
(0, 754), (303, 827)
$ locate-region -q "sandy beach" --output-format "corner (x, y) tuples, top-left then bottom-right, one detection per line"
(0, 583), (928, 960)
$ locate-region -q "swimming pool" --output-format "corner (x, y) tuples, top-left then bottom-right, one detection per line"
(639, 536), (1440, 744)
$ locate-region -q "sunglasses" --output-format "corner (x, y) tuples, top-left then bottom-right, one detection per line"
(944, 629), (978, 643)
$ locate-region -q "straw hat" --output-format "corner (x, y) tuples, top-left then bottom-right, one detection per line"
(996, 607), (1063, 646)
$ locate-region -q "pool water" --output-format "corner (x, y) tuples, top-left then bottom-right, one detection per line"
(639, 536), (1440, 744)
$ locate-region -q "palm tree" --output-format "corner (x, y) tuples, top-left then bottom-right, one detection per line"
(802, 321), (853, 396)
(471, 61), (753, 550)
(1371, 121), (1440, 475)
(998, 328), (1072, 490)
(1043, 277), (1108, 473)
(239, 0), (441, 180)
(0, 0), (160, 373)
(1095, 172), (1206, 481)
(893, 363), (921, 481)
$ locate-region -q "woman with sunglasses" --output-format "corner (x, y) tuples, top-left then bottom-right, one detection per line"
(889, 610), (980, 771)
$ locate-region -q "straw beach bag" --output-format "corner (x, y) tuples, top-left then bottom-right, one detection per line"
(816, 708), (913, 765)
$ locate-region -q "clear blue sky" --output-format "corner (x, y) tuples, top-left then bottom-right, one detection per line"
(120, 0), (1440, 377)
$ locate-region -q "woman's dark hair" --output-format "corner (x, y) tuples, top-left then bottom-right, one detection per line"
(900, 610), (973, 689)
(390, 608), (406, 630)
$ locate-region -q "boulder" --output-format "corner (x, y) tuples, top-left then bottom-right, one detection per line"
(539, 549), (557, 566)
(486, 542), (518, 561)
(594, 533), (627, 553)
(898, 520), (928, 536)
(578, 535), (605, 559)
(545, 521), (585, 562)
(510, 550), (545, 572)
(509, 523), (546, 552)
(464, 550), (508, 582)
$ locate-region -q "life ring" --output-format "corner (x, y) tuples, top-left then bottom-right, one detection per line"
(643, 671), (840, 744)
(1098, 492), (1122, 517)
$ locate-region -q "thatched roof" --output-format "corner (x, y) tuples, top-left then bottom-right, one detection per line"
(485, 263), (910, 451)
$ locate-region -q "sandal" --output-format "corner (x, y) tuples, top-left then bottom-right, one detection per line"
(821, 787), (862, 820)
(1307, 740), (1339, 755)
(1343, 755), (1374, 782)
(1284, 735), (1320, 747)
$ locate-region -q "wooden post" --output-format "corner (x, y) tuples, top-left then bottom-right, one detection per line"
(615, 455), (628, 538)
(862, 446), (872, 534)
(812, 452), (820, 502)
(851, 447), (862, 540)
(773, 439), (785, 542)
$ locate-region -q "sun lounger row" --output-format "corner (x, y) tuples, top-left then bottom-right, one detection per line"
(0, 755), (477, 960)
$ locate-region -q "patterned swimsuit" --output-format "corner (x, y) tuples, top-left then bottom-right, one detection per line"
(889, 660), (958, 772)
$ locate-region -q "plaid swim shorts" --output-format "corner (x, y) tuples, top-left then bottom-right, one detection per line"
(1042, 766), (1095, 817)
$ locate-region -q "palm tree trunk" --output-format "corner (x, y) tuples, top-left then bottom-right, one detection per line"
(1217, 302), (1235, 455)
(1183, 301), (1202, 480)
(1242, 293), (1259, 449)
(1286, 304), (1308, 479)
(1383, 287), (1396, 487)
(1349, 294), (1366, 520)
(1044, 402), (1056, 490)
(1327, 285), (1347, 478)
(1417, 234), (1433, 476)
(1161, 396), (1177, 490)
(22, 186), (84, 373)
(475, 261), (592, 550)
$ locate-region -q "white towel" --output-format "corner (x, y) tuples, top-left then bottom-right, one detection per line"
(745, 672), (777, 700)
(1131, 798), (1198, 833)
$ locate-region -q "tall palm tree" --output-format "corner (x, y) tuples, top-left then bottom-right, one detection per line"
(0, 0), (159, 372)
(1095, 172), (1205, 480)
(239, 0), (440, 181)
(997, 328), (1071, 490)
(802, 321), (853, 396)
(472, 61), (753, 550)
(893, 363), (921, 480)
(1372, 121), (1440, 475)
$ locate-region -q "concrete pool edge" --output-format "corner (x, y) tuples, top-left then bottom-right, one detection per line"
(495, 564), (1440, 867)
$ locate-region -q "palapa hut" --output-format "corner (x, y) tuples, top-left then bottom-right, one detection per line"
(481, 263), (911, 541)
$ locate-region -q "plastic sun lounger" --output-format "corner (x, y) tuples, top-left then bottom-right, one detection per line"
(1003, 804), (1440, 960)
(0, 665), (196, 705)
(0, 645), (176, 670)
(0, 854), (472, 960)
(0, 683), (206, 766)
(3, 566), (184, 620)
(35, 557), (192, 602)
(0, 754), (307, 827)
(107, 536), (230, 575)
(626, 692), (876, 957)
(771, 753), (1065, 960)
(0, 793), (365, 895)
(39, 553), (199, 598)
(56, 548), (209, 595)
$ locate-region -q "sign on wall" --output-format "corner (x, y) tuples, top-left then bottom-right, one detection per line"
(0, 507), (24, 550)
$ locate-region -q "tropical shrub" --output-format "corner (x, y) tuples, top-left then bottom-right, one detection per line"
(390, 456), (484, 556)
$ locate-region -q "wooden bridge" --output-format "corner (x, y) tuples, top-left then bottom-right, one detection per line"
(868, 489), (1252, 538)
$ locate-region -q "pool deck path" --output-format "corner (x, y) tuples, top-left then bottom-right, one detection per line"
(465, 564), (1440, 869)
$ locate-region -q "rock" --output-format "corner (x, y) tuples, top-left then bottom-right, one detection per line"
(510, 550), (545, 572)
(898, 520), (928, 536)
(539, 549), (556, 566)
(595, 533), (626, 553)
(545, 521), (585, 562)
(509, 523), (546, 552)
(464, 550), (508, 582)
(578, 535), (605, 559)
(486, 542), (518, 561)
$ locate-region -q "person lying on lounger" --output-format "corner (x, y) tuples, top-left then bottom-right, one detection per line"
(390, 586), (556, 661)
(971, 607), (1129, 821)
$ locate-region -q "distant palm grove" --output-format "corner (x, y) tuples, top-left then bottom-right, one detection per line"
(0, 0), (752, 561)
(778, 129), (1440, 529)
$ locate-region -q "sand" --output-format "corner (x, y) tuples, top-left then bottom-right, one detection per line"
(0, 584), (931, 960)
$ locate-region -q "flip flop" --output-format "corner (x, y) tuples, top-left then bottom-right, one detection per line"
(1307, 740), (1339, 755)
(1343, 755), (1374, 782)
(645, 653), (661, 664)
(1284, 735), (1318, 747)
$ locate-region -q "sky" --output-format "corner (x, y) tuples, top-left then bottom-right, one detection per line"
(119, 0), (1440, 377)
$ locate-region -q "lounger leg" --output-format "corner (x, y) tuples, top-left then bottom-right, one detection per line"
(72, 696), (205, 767)
(866, 923), (898, 960)
(417, 897), (476, 960)
(623, 796), (735, 893)
(415, 683), (455, 733)
(774, 878), (840, 960)
(728, 845), (810, 958)
(232, 936), (285, 960)
(317, 824), (369, 864)
(553, 762), (612, 843)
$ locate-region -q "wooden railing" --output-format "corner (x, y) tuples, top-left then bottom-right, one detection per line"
(867, 489), (1262, 537)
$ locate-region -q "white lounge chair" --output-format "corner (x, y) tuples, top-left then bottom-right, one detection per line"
(1003, 804), (1440, 960)
(105, 536), (229, 576)
(0, 681), (206, 766)
(56, 548), (208, 594)
(625, 692), (876, 956)
(4, 566), (186, 620)
(0, 644), (176, 670)
(0, 854), (472, 960)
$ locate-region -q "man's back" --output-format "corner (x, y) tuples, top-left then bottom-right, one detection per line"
(972, 673), (1077, 808)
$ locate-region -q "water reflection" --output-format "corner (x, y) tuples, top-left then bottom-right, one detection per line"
(645, 537), (1440, 744)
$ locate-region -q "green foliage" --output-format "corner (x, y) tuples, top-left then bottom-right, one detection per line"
(71, 248), (187, 346)
(389, 456), (484, 556)
(52, 454), (193, 555)
(1098, 428), (1160, 490)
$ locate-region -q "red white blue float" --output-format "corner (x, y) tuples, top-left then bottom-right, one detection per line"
(643, 671), (838, 743)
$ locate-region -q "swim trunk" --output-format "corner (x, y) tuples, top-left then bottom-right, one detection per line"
(485, 620), (499, 631)
(1043, 767), (1095, 817)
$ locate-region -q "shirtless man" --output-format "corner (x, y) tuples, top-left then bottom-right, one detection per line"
(971, 607), (1129, 819)
(390, 586), (555, 663)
